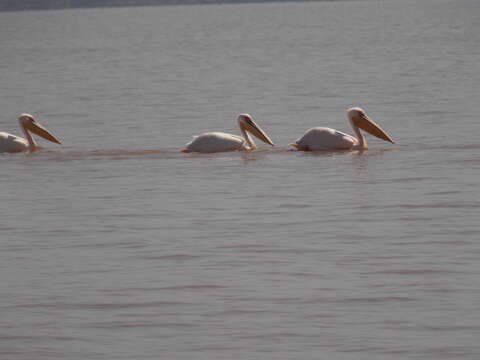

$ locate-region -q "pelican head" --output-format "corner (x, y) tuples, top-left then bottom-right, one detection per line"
(237, 114), (275, 146)
(19, 114), (61, 145)
(347, 107), (394, 144)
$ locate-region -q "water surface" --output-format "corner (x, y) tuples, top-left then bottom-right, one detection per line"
(1, 0), (480, 359)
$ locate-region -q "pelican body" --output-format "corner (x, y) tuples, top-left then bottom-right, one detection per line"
(182, 114), (274, 153)
(0, 114), (61, 153)
(291, 108), (394, 151)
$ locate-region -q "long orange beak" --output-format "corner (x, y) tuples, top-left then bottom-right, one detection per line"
(353, 113), (394, 143)
(240, 117), (275, 146)
(25, 121), (62, 144)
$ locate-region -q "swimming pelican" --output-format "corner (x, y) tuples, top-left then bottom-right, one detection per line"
(0, 114), (61, 153)
(290, 107), (394, 151)
(182, 114), (274, 153)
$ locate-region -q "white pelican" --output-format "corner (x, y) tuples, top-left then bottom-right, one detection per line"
(182, 114), (274, 153)
(290, 107), (394, 151)
(0, 114), (61, 153)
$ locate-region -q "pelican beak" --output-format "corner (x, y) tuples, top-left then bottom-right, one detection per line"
(354, 113), (394, 143)
(240, 117), (275, 146)
(25, 120), (62, 144)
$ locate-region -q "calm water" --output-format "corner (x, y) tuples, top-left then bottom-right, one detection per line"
(1, 0), (480, 359)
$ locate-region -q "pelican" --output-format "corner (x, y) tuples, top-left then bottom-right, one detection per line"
(290, 107), (394, 151)
(0, 114), (61, 153)
(182, 114), (274, 153)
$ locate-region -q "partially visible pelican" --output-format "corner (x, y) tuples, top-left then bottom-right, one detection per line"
(290, 107), (394, 151)
(0, 114), (61, 153)
(182, 114), (274, 153)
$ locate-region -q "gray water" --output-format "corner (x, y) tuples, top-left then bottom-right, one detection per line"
(1, 0), (480, 359)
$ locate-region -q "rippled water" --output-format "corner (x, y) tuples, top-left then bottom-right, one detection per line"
(1, 0), (480, 359)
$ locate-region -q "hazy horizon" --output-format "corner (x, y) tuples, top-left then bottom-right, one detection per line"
(1, 0), (356, 12)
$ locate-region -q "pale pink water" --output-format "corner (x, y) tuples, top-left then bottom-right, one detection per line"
(1, 0), (480, 359)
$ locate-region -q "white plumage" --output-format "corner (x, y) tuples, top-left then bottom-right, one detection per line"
(183, 114), (274, 153)
(0, 114), (61, 153)
(291, 108), (394, 151)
